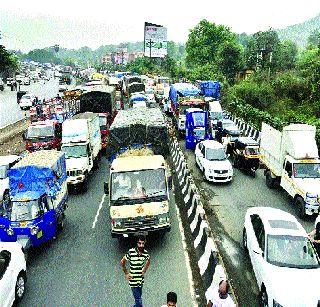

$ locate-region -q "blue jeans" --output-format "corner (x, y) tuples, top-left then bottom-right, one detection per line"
(131, 286), (143, 307)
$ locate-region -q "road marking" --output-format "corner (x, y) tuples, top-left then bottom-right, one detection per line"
(173, 182), (199, 307)
(92, 194), (106, 229)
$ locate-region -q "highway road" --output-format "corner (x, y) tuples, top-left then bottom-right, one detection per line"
(180, 140), (315, 306)
(22, 157), (196, 306)
(0, 78), (61, 129)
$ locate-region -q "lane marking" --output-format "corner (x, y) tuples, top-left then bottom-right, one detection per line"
(173, 182), (199, 307)
(92, 194), (106, 229)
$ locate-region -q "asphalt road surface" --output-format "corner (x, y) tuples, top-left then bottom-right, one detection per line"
(180, 140), (315, 306)
(23, 157), (195, 306)
(0, 78), (61, 129)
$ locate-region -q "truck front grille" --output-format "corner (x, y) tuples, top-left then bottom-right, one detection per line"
(123, 216), (157, 229)
(67, 170), (76, 177)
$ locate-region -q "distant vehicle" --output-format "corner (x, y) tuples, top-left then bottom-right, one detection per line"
(243, 207), (320, 307)
(0, 155), (21, 213)
(0, 242), (27, 306)
(58, 84), (67, 92)
(19, 94), (36, 110)
(0, 78), (4, 91)
(195, 140), (233, 182)
(221, 119), (241, 142)
(145, 87), (155, 102)
(23, 77), (30, 85)
(6, 78), (14, 87)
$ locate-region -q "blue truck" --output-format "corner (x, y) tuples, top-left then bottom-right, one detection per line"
(185, 108), (211, 150)
(0, 150), (68, 251)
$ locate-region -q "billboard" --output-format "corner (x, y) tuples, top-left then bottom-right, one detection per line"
(144, 22), (167, 58)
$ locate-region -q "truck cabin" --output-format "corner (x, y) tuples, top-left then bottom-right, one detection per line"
(177, 98), (206, 116)
(7, 191), (49, 222)
(24, 120), (62, 151)
(108, 156), (169, 205)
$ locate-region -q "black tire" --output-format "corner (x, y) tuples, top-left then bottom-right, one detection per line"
(242, 228), (248, 252)
(82, 178), (88, 193)
(259, 286), (268, 307)
(57, 213), (65, 232)
(295, 196), (306, 219)
(265, 171), (274, 189)
(15, 273), (26, 302)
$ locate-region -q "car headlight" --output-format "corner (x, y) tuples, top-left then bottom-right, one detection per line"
(112, 219), (122, 228)
(306, 192), (318, 204)
(30, 226), (39, 235)
(77, 169), (83, 175)
(273, 299), (283, 307)
(7, 228), (14, 236)
(158, 215), (169, 224)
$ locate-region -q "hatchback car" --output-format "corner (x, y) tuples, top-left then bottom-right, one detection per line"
(243, 207), (320, 307)
(19, 94), (36, 110)
(0, 242), (27, 307)
(195, 140), (233, 182)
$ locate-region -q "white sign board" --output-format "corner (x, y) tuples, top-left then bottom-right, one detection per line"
(144, 25), (167, 58)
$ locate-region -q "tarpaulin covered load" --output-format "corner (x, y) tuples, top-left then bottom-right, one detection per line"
(198, 80), (221, 99)
(79, 85), (115, 114)
(169, 83), (201, 108)
(108, 108), (169, 157)
(8, 150), (66, 198)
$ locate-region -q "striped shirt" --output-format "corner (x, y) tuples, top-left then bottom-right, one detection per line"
(125, 247), (150, 287)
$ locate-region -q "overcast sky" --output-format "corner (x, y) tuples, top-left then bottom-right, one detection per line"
(1, 0), (320, 51)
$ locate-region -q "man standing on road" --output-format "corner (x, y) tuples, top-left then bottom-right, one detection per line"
(207, 280), (235, 307)
(121, 235), (150, 307)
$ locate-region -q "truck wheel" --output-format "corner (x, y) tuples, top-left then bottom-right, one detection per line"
(82, 179), (88, 193)
(295, 197), (306, 219)
(266, 171), (274, 189)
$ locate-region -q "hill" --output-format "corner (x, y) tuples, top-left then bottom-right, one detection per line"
(277, 14), (320, 47)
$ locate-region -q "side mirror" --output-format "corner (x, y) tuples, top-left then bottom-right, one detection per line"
(168, 176), (173, 190)
(22, 131), (26, 140)
(288, 170), (292, 177)
(104, 182), (109, 195)
(227, 154), (230, 158)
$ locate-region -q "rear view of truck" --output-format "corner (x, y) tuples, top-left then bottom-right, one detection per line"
(260, 122), (320, 218)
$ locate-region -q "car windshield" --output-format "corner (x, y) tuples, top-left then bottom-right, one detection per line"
(223, 121), (235, 128)
(110, 169), (167, 204)
(26, 125), (54, 138)
(267, 235), (320, 269)
(10, 200), (41, 222)
(0, 165), (8, 179)
(293, 163), (320, 178)
(192, 113), (206, 126)
(206, 148), (227, 161)
(245, 147), (260, 155)
(61, 144), (87, 158)
(210, 111), (223, 120)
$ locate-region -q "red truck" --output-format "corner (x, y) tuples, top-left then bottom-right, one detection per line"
(23, 120), (62, 152)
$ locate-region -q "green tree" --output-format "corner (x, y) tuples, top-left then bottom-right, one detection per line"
(0, 45), (18, 73)
(307, 30), (320, 48)
(273, 40), (298, 71)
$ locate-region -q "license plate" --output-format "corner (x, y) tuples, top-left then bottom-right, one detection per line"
(37, 230), (43, 239)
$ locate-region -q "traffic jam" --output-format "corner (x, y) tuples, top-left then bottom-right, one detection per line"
(0, 70), (320, 306)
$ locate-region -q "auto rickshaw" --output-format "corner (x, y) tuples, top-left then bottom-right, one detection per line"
(232, 137), (261, 177)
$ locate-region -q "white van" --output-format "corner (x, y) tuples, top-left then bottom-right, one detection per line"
(208, 100), (223, 127)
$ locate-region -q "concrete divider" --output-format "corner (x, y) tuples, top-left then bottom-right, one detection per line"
(169, 137), (237, 305)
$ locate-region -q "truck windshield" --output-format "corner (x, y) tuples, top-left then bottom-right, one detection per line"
(293, 163), (320, 178)
(192, 113), (206, 126)
(0, 165), (8, 179)
(26, 125), (54, 139)
(61, 144), (87, 158)
(267, 235), (320, 269)
(206, 148), (226, 161)
(110, 169), (167, 204)
(9, 200), (41, 221)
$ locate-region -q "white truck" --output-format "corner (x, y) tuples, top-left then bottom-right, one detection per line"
(260, 122), (320, 218)
(61, 112), (102, 191)
(0, 155), (21, 213)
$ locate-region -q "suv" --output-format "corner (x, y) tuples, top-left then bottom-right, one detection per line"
(0, 78), (4, 91)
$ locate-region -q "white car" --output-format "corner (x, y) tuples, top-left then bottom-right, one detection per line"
(0, 242), (27, 306)
(0, 155), (21, 212)
(243, 207), (320, 307)
(195, 140), (233, 182)
(19, 94), (36, 110)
